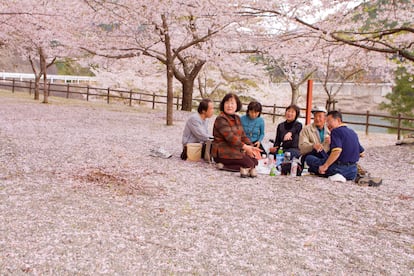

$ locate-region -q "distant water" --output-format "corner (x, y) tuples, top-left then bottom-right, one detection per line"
(342, 114), (392, 134)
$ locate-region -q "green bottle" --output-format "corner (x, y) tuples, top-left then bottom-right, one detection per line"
(269, 166), (276, 176)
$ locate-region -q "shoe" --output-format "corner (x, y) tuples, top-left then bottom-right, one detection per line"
(328, 173), (346, 183)
(216, 163), (224, 170)
(357, 164), (368, 176)
(249, 168), (257, 178)
(240, 167), (249, 178)
(357, 176), (382, 187)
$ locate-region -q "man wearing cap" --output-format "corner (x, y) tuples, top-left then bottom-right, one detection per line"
(299, 106), (331, 160)
(305, 110), (364, 180)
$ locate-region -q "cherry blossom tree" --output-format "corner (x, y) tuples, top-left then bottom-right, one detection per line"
(315, 43), (395, 111)
(0, 1), (86, 103)
(79, 0), (248, 125)
(243, 0), (413, 67)
(3, 0), (407, 121)
(235, 0), (407, 107)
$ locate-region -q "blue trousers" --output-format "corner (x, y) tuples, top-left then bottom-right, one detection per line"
(305, 155), (357, 180)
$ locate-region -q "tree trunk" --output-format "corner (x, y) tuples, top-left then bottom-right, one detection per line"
(290, 83), (299, 105)
(181, 79), (194, 111)
(29, 47), (55, 103)
(40, 47), (48, 104)
(29, 55), (41, 100)
(173, 59), (205, 111)
(326, 94), (337, 112)
(34, 75), (40, 100)
(166, 62), (174, 125)
(162, 14), (174, 126)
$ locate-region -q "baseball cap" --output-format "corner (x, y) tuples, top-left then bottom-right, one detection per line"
(311, 106), (327, 113)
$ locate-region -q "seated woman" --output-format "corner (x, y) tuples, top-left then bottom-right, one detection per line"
(212, 93), (262, 178)
(241, 101), (266, 155)
(269, 104), (302, 160)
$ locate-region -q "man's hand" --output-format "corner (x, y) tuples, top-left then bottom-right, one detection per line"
(324, 135), (331, 145)
(318, 164), (329, 175)
(313, 143), (324, 152)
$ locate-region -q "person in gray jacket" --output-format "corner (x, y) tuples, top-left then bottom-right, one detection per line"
(181, 99), (214, 160)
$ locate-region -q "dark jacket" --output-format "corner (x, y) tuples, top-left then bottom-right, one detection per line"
(273, 120), (302, 150)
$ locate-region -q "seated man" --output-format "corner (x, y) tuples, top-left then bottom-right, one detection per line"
(181, 99), (214, 161)
(299, 106), (331, 162)
(305, 110), (364, 181)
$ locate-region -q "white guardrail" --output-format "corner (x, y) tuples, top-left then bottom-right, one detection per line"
(0, 72), (95, 84)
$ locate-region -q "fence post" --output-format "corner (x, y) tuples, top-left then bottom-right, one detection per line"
(129, 90), (132, 106)
(107, 87), (110, 104)
(272, 104), (276, 123)
(29, 80), (32, 95)
(176, 95), (180, 110)
(397, 113), (402, 140)
(365, 110), (370, 135)
(86, 85), (90, 101)
(66, 84), (70, 99)
(12, 79), (15, 93)
(152, 92), (155, 109)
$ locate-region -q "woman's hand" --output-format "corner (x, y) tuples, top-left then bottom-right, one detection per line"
(243, 144), (262, 159)
(268, 147), (277, 153)
(283, 132), (293, 141)
(253, 141), (261, 148)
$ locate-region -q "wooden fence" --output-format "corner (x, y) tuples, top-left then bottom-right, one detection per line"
(1, 78), (413, 140)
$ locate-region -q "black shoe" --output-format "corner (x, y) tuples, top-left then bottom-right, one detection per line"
(357, 176), (382, 187)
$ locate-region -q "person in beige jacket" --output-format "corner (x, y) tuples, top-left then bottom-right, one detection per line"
(299, 106), (331, 159)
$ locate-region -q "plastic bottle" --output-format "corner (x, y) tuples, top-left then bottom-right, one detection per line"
(276, 147), (284, 167)
(284, 151), (291, 163)
(261, 153), (268, 167)
(269, 166), (276, 176)
(268, 154), (275, 168)
(291, 158), (298, 177)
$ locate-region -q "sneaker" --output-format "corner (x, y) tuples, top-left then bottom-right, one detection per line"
(249, 168), (257, 178)
(328, 173), (346, 183)
(357, 176), (382, 187)
(216, 163), (224, 170)
(240, 167), (249, 178)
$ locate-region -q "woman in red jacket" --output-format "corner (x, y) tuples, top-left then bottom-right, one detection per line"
(212, 93), (262, 178)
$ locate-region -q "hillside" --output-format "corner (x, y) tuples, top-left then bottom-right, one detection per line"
(0, 51), (57, 74)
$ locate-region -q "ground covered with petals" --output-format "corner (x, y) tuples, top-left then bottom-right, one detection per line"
(1, 93), (413, 275)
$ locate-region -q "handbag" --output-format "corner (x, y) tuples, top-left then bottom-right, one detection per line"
(180, 146), (187, 160)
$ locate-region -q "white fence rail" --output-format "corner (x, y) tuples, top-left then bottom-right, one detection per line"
(0, 72), (95, 84)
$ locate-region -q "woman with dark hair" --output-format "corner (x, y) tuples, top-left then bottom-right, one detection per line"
(212, 93), (262, 178)
(269, 104), (302, 160)
(241, 101), (266, 155)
